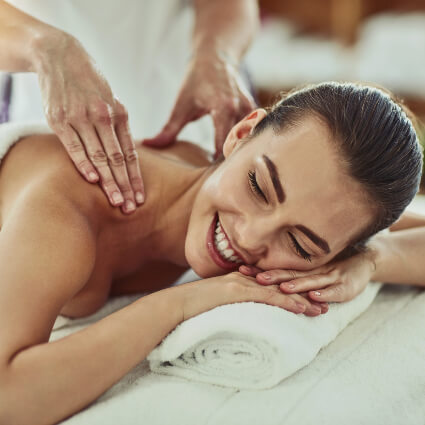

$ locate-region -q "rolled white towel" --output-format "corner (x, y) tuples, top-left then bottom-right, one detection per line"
(148, 282), (382, 390)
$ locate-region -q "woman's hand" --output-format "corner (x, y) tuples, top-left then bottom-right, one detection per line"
(239, 251), (376, 304)
(143, 52), (256, 158)
(34, 31), (145, 213)
(178, 271), (326, 322)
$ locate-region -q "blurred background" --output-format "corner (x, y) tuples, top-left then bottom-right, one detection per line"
(249, 0), (425, 189)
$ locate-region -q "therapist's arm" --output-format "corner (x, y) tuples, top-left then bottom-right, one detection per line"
(0, 0), (145, 212)
(145, 0), (259, 156)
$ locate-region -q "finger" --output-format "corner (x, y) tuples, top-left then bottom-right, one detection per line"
(211, 107), (237, 156)
(75, 123), (125, 208)
(298, 292), (329, 314)
(57, 125), (99, 184)
(308, 283), (348, 303)
(258, 287), (307, 315)
(288, 293), (322, 317)
(113, 101), (145, 204)
(279, 273), (337, 294)
(95, 120), (137, 214)
(143, 99), (201, 147)
(239, 264), (263, 276)
(256, 267), (329, 285)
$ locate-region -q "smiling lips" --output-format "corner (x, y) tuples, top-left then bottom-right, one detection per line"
(206, 213), (245, 270)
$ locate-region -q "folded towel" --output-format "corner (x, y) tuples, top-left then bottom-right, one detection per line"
(147, 282), (382, 390)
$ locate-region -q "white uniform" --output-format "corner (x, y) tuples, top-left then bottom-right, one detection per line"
(6, 0), (214, 150)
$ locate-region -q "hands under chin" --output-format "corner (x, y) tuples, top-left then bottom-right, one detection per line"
(238, 252), (376, 317)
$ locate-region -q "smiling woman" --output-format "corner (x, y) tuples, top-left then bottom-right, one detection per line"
(0, 81), (423, 424)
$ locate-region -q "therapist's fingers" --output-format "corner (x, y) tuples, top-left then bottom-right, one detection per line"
(113, 99), (145, 204)
(74, 122), (125, 207)
(143, 95), (203, 147)
(94, 123), (137, 214)
(56, 124), (100, 184)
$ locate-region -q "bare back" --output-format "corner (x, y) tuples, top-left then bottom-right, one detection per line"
(0, 133), (211, 318)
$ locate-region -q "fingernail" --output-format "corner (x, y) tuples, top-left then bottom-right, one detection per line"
(112, 191), (124, 204)
(88, 171), (98, 181)
(260, 272), (271, 280)
(135, 192), (144, 204)
(313, 291), (321, 296)
(125, 200), (135, 212)
(312, 306), (322, 314)
(285, 283), (295, 289)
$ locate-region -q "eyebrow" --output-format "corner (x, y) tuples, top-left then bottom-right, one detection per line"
(262, 155), (285, 203)
(261, 155), (331, 255)
(295, 225), (331, 254)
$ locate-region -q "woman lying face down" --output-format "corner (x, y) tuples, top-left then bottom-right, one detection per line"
(186, 82), (422, 278)
(0, 82), (423, 425)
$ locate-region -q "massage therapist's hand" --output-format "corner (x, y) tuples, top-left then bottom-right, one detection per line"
(35, 31), (145, 213)
(240, 252), (376, 305)
(178, 271), (310, 322)
(143, 51), (256, 158)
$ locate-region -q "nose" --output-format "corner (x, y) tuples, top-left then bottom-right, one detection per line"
(233, 216), (271, 261)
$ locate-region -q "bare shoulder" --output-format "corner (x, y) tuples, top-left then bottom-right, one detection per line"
(0, 133), (106, 227)
(139, 140), (212, 167)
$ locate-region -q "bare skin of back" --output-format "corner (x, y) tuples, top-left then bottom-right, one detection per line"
(0, 134), (211, 318)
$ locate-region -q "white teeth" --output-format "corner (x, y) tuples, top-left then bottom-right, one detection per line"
(214, 216), (243, 264)
(218, 240), (229, 250)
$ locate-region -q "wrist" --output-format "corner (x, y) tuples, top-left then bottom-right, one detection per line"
(29, 26), (72, 73)
(192, 41), (239, 69)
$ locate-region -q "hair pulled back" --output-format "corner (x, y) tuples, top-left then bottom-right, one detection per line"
(252, 82), (423, 255)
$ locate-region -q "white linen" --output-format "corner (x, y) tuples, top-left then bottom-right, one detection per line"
(147, 282), (382, 390)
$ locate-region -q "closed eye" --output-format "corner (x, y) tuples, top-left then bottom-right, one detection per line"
(288, 232), (312, 262)
(248, 170), (267, 203)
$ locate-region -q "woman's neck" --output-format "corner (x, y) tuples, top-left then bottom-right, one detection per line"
(111, 144), (216, 270)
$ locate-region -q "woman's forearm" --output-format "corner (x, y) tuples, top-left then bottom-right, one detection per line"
(2, 287), (183, 425)
(192, 0), (259, 64)
(0, 0), (65, 72)
(370, 227), (425, 287)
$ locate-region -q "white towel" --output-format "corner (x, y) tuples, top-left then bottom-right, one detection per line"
(147, 282), (382, 390)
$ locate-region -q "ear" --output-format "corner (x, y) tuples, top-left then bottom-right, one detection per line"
(222, 109), (267, 158)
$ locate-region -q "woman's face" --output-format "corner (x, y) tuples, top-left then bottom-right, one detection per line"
(185, 110), (373, 278)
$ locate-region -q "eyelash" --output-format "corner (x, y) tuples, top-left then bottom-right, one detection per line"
(248, 170), (267, 202)
(288, 232), (312, 262)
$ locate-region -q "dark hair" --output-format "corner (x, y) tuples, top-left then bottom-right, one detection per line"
(252, 81), (423, 258)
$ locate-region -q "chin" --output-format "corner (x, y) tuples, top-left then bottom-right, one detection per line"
(184, 242), (220, 279)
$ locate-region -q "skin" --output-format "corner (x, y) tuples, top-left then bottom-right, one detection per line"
(0, 0), (258, 211)
(1, 110), (425, 423)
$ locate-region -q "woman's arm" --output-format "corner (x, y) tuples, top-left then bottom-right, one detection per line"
(369, 211), (425, 287)
(0, 187), (187, 425)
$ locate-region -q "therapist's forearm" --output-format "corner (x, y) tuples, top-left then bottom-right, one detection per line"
(192, 0), (259, 64)
(369, 227), (425, 287)
(0, 0), (66, 72)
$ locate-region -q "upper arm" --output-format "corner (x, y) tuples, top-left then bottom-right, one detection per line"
(0, 189), (96, 365)
(389, 211), (425, 232)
